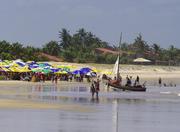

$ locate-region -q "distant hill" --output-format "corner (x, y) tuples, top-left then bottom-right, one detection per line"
(38, 52), (63, 62)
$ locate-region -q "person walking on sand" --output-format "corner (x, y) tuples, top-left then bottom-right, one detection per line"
(90, 81), (96, 99)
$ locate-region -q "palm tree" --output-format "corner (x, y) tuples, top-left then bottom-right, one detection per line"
(132, 34), (150, 57)
(59, 28), (72, 49)
(43, 41), (60, 56)
(152, 43), (161, 60)
(168, 45), (178, 61)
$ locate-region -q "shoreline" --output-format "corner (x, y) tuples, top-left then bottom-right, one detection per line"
(0, 62), (180, 85)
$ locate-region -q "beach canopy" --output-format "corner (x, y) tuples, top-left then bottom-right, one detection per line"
(80, 67), (92, 74)
(133, 58), (151, 63)
(55, 70), (68, 74)
(72, 70), (83, 75)
(86, 71), (97, 77)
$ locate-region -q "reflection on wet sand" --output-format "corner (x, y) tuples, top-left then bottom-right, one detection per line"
(0, 82), (180, 132)
(32, 83), (88, 92)
(0, 99), (94, 112)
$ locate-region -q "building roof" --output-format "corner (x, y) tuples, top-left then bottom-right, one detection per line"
(95, 48), (123, 55)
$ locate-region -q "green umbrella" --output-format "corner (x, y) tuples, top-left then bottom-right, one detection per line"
(32, 68), (42, 72)
(42, 69), (51, 74)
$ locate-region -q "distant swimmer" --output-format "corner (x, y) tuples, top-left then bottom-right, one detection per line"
(136, 76), (140, 85)
(158, 77), (162, 87)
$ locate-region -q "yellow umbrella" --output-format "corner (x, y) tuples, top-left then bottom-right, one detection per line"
(8, 66), (29, 73)
(0, 67), (10, 72)
(101, 71), (112, 75)
(19, 66), (31, 72)
(55, 71), (68, 74)
(92, 68), (98, 73)
(9, 67), (20, 72)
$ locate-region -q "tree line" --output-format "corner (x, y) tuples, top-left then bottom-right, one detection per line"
(0, 28), (180, 65)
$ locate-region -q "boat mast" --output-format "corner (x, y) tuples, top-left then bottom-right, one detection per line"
(117, 32), (122, 79)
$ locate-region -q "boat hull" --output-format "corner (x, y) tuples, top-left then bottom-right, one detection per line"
(108, 83), (146, 92)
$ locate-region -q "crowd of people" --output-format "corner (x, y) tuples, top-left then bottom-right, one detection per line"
(0, 71), (93, 84)
(104, 73), (141, 87)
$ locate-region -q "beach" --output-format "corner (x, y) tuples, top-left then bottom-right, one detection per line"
(49, 62), (180, 85)
(0, 64), (180, 132)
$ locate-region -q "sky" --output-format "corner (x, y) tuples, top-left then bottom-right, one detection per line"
(0, 0), (179, 48)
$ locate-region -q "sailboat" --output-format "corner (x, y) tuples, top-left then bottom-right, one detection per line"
(107, 33), (146, 92)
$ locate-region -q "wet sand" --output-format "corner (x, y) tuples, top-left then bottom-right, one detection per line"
(0, 81), (180, 132)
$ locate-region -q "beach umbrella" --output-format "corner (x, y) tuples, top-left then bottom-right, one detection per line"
(12, 59), (26, 67)
(16, 62), (26, 67)
(42, 68), (52, 74)
(80, 67), (92, 74)
(31, 68), (42, 73)
(19, 66), (31, 72)
(50, 68), (60, 73)
(92, 68), (98, 73)
(29, 64), (39, 69)
(8, 67), (21, 72)
(72, 70), (83, 75)
(101, 71), (112, 75)
(86, 71), (97, 77)
(26, 61), (36, 65)
(32, 68), (51, 74)
(0, 67), (10, 72)
(133, 58), (151, 63)
(55, 70), (68, 74)
(38, 62), (51, 68)
(56, 65), (71, 72)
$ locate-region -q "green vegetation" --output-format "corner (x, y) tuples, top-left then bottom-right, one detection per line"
(0, 28), (180, 65)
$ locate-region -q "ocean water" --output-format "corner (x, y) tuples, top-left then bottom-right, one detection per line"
(0, 83), (180, 132)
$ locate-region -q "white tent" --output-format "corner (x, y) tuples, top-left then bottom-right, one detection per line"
(133, 58), (151, 63)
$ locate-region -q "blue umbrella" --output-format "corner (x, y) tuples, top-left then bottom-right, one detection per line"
(50, 68), (60, 73)
(80, 67), (92, 74)
(72, 70), (83, 75)
(29, 64), (39, 69)
(86, 72), (97, 77)
(16, 62), (26, 67)
(38, 63), (51, 67)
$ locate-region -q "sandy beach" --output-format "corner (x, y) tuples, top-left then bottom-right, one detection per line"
(51, 62), (180, 77)
(49, 62), (180, 85)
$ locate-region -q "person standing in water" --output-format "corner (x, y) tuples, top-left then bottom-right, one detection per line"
(136, 76), (140, 85)
(90, 81), (96, 99)
(54, 75), (58, 84)
(95, 79), (100, 99)
(158, 77), (162, 87)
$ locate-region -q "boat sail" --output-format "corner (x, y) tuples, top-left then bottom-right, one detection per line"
(112, 33), (122, 79)
(112, 55), (120, 78)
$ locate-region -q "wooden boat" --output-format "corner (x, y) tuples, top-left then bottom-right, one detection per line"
(107, 33), (146, 92)
(108, 82), (146, 92)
